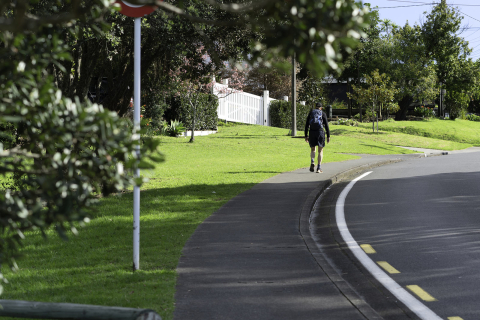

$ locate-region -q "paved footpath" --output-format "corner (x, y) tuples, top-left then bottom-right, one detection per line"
(173, 153), (424, 320)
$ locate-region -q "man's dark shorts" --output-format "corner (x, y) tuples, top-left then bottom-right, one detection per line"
(308, 130), (326, 148)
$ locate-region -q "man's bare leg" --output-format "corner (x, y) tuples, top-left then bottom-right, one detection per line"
(317, 147), (324, 173)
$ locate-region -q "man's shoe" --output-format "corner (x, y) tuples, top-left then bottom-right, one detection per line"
(309, 163), (315, 172)
(316, 165), (323, 173)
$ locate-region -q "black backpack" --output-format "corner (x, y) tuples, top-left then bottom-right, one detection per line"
(309, 109), (323, 130)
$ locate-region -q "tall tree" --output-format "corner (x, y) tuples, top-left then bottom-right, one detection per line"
(297, 72), (330, 108)
(390, 23), (436, 120)
(421, 0), (477, 118)
(48, 1), (256, 116)
(348, 69), (399, 132)
(337, 9), (387, 118)
(122, 0), (373, 77)
(422, 0), (471, 86)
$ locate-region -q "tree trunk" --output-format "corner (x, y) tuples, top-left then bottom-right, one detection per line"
(372, 101), (375, 132)
(189, 99), (196, 143)
(189, 113), (196, 143)
(347, 78), (352, 119)
(395, 95), (414, 120)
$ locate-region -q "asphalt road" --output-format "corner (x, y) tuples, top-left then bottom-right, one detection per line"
(340, 152), (480, 320)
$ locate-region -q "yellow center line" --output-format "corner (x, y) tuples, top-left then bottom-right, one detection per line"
(360, 244), (376, 254)
(406, 285), (437, 302)
(377, 261), (401, 274)
(448, 317), (464, 320)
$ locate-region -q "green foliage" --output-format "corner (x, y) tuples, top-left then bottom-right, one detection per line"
(331, 99), (348, 109)
(143, 95), (169, 123)
(164, 94), (218, 132)
(348, 69), (399, 129)
(297, 72), (329, 106)
(353, 110), (375, 123)
(0, 122), (15, 150)
(269, 100), (290, 129)
(446, 91), (470, 120)
(342, 14), (439, 120)
(390, 24), (437, 102)
(414, 106), (436, 118)
(240, 57), (297, 99)
(364, 109), (376, 122)
(338, 9), (384, 82)
(250, 0), (372, 77)
(422, 0), (471, 87)
(166, 120), (186, 137)
(466, 114), (480, 122)
(0, 14), (162, 290)
(269, 100), (310, 131)
(420, 0), (479, 118)
(180, 94), (219, 131)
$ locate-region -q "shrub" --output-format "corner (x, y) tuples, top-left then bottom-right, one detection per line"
(332, 99), (347, 109)
(270, 100), (311, 131)
(466, 114), (480, 122)
(445, 91), (469, 120)
(164, 93), (218, 131)
(143, 94), (168, 121)
(0, 122), (15, 150)
(414, 106), (435, 118)
(353, 111), (374, 122)
(166, 120), (186, 137)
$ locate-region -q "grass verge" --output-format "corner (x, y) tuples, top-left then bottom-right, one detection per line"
(1, 120), (477, 320)
(358, 118), (480, 146)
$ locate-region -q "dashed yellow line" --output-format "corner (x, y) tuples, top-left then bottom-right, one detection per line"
(406, 285), (437, 302)
(360, 244), (376, 254)
(448, 317), (464, 320)
(377, 261), (401, 274)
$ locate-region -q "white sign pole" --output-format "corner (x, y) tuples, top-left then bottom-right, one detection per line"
(133, 17), (141, 271)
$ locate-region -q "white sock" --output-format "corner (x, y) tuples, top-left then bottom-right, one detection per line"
(310, 151), (315, 164)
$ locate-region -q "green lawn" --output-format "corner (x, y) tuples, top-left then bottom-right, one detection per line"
(359, 118), (480, 146)
(1, 120), (477, 320)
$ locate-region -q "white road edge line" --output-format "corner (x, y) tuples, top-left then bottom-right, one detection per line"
(336, 171), (442, 320)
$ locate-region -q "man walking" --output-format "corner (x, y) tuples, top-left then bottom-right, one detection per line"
(305, 102), (330, 173)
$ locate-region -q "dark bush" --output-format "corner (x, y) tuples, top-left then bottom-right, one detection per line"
(143, 93), (168, 121)
(270, 100), (311, 131)
(0, 122), (15, 150)
(164, 93), (218, 131)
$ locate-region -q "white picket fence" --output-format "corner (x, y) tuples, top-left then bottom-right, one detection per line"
(213, 80), (276, 126)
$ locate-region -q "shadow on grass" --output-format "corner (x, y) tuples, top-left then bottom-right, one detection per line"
(362, 131), (388, 135)
(330, 128), (353, 135)
(2, 182), (259, 309)
(211, 135), (286, 140)
(227, 171), (282, 174)
(358, 143), (402, 153)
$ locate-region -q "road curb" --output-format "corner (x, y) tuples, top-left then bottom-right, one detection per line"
(299, 156), (423, 319)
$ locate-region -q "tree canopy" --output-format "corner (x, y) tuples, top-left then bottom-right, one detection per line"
(339, 0), (479, 120)
(0, 0), (376, 290)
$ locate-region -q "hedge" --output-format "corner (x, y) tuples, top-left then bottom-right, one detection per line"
(164, 93), (218, 131)
(269, 100), (311, 131)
